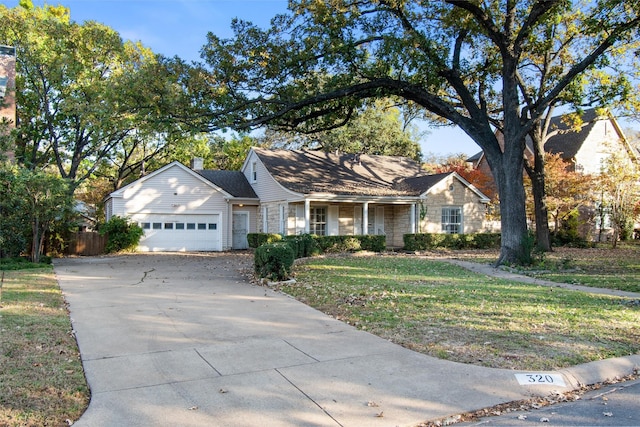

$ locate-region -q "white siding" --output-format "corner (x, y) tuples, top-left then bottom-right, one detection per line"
(574, 120), (626, 175)
(110, 164), (231, 250)
(242, 150), (299, 203)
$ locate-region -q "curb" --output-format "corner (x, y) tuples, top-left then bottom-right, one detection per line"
(559, 354), (640, 389)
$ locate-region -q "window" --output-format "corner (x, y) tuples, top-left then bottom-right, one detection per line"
(175, 223), (185, 230)
(186, 223), (196, 230)
(310, 207), (327, 236)
(152, 223), (162, 230)
(251, 161), (257, 182)
(441, 207), (462, 234)
(141, 222), (151, 230)
(164, 223), (174, 230)
(208, 223), (217, 230)
(197, 223), (207, 230)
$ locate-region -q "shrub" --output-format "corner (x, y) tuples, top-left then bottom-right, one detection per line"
(552, 210), (590, 248)
(282, 234), (319, 258)
(314, 235), (386, 253)
(403, 233), (501, 250)
(356, 235), (386, 252)
(247, 233), (282, 249)
(98, 216), (144, 253)
(254, 242), (295, 281)
(472, 233), (502, 249)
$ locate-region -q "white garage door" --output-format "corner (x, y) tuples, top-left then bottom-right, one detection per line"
(132, 214), (221, 252)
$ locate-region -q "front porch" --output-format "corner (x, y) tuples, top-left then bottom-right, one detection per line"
(260, 200), (418, 248)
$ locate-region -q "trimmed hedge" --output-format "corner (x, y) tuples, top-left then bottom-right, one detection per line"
(252, 233), (386, 279)
(403, 233), (501, 251)
(282, 234), (320, 258)
(314, 235), (386, 253)
(254, 242), (295, 281)
(247, 233), (282, 248)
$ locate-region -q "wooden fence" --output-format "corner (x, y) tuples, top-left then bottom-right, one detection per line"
(66, 232), (107, 256)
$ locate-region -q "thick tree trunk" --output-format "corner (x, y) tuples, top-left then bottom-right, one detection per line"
(493, 156), (530, 265)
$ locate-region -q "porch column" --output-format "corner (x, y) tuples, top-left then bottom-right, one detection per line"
(304, 199), (311, 234)
(410, 203), (416, 234)
(362, 202), (369, 235)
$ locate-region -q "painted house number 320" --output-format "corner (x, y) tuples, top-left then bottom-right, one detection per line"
(515, 373), (566, 387)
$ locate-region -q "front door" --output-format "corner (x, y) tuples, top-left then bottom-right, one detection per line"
(232, 212), (249, 249)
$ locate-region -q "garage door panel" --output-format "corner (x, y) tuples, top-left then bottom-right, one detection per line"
(133, 214), (221, 252)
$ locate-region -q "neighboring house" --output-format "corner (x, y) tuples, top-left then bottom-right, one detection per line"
(106, 149), (491, 252)
(468, 108), (638, 181)
(467, 108), (639, 239)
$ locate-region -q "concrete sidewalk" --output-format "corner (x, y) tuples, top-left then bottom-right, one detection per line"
(54, 253), (640, 427)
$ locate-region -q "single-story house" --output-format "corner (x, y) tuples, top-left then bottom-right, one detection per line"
(105, 148), (491, 252)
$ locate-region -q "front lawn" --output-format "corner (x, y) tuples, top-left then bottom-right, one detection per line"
(280, 254), (640, 370)
(453, 244), (640, 293)
(0, 267), (89, 426)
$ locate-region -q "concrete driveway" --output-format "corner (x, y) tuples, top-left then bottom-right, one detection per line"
(54, 253), (639, 427)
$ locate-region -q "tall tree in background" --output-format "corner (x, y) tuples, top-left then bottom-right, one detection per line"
(0, 2), (186, 192)
(259, 99), (422, 161)
(197, 0), (640, 265)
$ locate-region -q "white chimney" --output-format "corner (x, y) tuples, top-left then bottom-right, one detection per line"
(190, 157), (204, 170)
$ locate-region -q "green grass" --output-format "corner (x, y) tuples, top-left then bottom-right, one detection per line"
(0, 267), (89, 427)
(282, 254), (640, 370)
(453, 244), (640, 293)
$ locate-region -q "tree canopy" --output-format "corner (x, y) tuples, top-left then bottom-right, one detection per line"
(259, 99), (423, 160)
(0, 2), (190, 192)
(195, 0), (640, 264)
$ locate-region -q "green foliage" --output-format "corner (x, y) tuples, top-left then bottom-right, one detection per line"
(313, 235), (386, 253)
(0, 165), (73, 262)
(209, 134), (257, 170)
(247, 233), (282, 248)
(0, 3), (187, 192)
(254, 242), (295, 281)
(516, 231), (536, 266)
(403, 233), (501, 251)
(551, 210), (590, 248)
(259, 99), (422, 161)
(98, 216), (143, 253)
(0, 257), (51, 270)
(282, 234), (319, 258)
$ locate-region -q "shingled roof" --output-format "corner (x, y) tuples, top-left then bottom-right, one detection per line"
(196, 170), (258, 199)
(253, 148), (448, 197)
(467, 108), (610, 164)
(543, 108), (601, 160)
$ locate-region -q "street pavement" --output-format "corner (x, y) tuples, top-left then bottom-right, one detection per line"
(53, 253), (640, 427)
(457, 378), (640, 426)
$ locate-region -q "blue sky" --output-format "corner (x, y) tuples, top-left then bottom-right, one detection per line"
(4, 0), (482, 157)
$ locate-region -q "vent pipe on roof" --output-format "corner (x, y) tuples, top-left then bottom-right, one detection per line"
(190, 157), (204, 170)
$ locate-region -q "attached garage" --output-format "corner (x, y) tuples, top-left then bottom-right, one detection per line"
(132, 214), (221, 252)
(105, 161), (259, 252)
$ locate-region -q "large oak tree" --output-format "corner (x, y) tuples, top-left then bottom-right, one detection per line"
(0, 1), (187, 192)
(195, 0), (640, 265)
